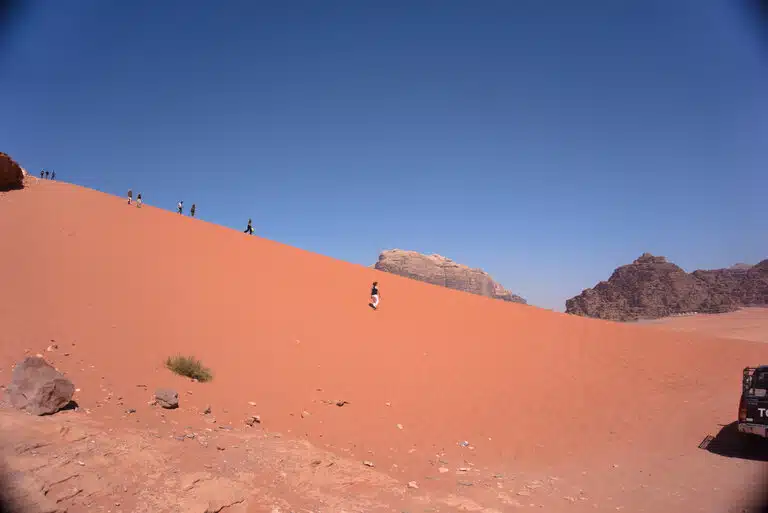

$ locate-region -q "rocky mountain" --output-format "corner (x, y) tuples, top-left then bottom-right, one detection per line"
(0, 152), (24, 192)
(374, 249), (526, 304)
(565, 253), (768, 321)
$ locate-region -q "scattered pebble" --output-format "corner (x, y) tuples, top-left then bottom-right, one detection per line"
(363, 460), (375, 468)
(125, 408), (136, 414)
(248, 401), (257, 406)
(407, 481), (419, 489)
(301, 410), (311, 418)
(385, 402), (391, 407)
(336, 400), (349, 407)
(396, 424), (403, 430)
(458, 441), (469, 447)
(245, 415), (261, 426)
(438, 467), (449, 473)
(203, 405), (212, 415)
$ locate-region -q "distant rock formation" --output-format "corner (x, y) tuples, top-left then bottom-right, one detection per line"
(565, 253), (768, 321)
(373, 249), (527, 304)
(0, 152), (24, 192)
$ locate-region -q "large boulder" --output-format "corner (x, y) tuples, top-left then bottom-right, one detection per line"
(5, 357), (75, 415)
(373, 249), (526, 304)
(0, 152), (25, 192)
(565, 253), (768, 321)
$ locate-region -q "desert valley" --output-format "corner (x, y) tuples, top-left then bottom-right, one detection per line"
(1, 156), (767, 512)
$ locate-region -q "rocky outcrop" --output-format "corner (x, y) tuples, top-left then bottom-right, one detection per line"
(5, 357), (75, 415)
(0, 152), (24, 192)
(566, 253), (768, 321)
(373, 249), (526, 304)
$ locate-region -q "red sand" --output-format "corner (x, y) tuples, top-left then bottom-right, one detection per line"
(639, 308), (768, 344)
(1, 180), (767, 512)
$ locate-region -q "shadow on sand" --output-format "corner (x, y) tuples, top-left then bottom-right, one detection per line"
(703, 422), (768, 462)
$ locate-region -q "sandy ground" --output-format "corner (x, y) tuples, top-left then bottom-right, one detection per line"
(638, 308), (768, 344)
(1, 180), (767, 512)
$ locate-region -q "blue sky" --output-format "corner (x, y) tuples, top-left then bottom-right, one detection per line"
(1, 1), (766, 310)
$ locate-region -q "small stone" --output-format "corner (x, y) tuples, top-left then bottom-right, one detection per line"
(154, 388), (179, 409)
(46, 344), (58, 352)
(125, 408), (136, 414)
(301, 410), (311, 418)
(438, 467), (449, 473)
(396, 423), (403, 430)
(363, 460), (375, 467)
(517, 491), (531, 497)
(245, 415), (261, 426)
(248, 401), (257, 406)
(385, 402), (391, 407)
(336, 400), (349, 407)
(77, 461), (85, 466)
(407, 481), (419, 489)
(311, 460), (322, 466)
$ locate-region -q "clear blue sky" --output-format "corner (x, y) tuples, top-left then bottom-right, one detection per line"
(1, 1), (766, 310)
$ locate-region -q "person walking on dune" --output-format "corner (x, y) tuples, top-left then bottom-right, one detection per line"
(136, 193), (142, 208)
(51, 171), (56, 180)
(177, 201), (183, 215)
(39, 170), (44, 179)
(127, 189), (133, 205)
(369, 281), (380, 310)
(44, 170), (49, 179)
(190, 203), (196, 217)
(244, 218), (253, 235)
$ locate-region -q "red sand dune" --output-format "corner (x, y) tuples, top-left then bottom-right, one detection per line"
(1, 181), (768, 512)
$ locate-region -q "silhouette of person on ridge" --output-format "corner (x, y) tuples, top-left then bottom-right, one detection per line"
(177, 201), (183, 215)
(51, 171), (56, 180)
(44, 170), (49, 179)
(244, 218), (253, 235)
(190, 204), (196, 217)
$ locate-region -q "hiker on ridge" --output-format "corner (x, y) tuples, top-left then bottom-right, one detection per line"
(39, 170), (44, 179)
(136, 193), (142, 208)
(177, 201), (183, 215)
(370, 281), (380, 310)
(127, 189), (133, 205)
(51, 171), (56, 180)
(44, 170), (49, 179)
(190, 204), (196, 217)
(244, 218), (253, 235)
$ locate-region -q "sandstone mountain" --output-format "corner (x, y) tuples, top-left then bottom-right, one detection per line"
(373, 249), (526, 304)
(565, 253), (768, 321)
(0, 152), (24, 191)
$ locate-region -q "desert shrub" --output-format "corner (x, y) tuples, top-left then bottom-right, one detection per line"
(165, 355), (212, 382)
